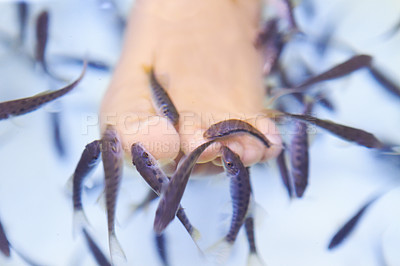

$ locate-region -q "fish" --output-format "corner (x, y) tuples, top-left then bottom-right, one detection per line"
(128, 189), (158, 217)
(52, 55), (111, 72)
(50, 112), (66, 157)
(143, 66), (180, 127)
(207, 147), (252, 263)
(290, 118), (309, 197)
(0, 60), (87, 120)
(101, 125), (125, 262)
(154, 233), (169, 266)
(71, 140), (101, 235)
(82, 228), (112, 266)
(368, 65), (400, 99)
(203, 119), (272, 148)
(154, 140), (215, 234)
(17, 1), (28, 45)
(131, 143), (201, 240)
(276, 149), (293, 198)
(223, 147), (251, 244)
(328, 197), (378, 249)
(35, 10), (49, 72)
(255, 19), (284, 75)
(279, 112), (383, 149)
(0, 219), (10, 257)
(295, 55), (372, 89)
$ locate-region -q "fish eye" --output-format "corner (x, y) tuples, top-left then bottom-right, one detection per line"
(227, 162), (233, 168)
(146, 161), (152, 166)
(143, 152), (149, 158)
(163, 109), (169, 115)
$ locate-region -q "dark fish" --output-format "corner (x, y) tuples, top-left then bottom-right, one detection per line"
(328, 197), (378, 250)
(368, 65), (400, 99)
(131, 143), (201, 240)
(144, 66), (180, 127)
(50, 112), (66, 157)
(154, 140), (215, 234)
(17, 1), (28, 45)
(155, 233), (169, 266)
(222, 147), (251, 244)
(35, 10), (49, 72)
(295, 55), (372, 89)
(382, 18), (400, 39)
(204, 119), (272, 148)
(281, 112), (383, 149)
(314, 92), (335, 112)
(0, 219), (10, 257)
(255, 19), (284, 75)
(0, 61), (87, 120)
(276, 149), (293, 198)
(128, 189), (158, 216)
(72, 140), (101, 234)
(53, 55), (111, 72)
(290, 118), (309, 197)
(282, 0), (299, 32)
(131, 142), (170, 193)
(101, 125), (125, 262)
(82, 228), (112, 266)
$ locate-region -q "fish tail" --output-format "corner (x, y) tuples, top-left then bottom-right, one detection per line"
(190, 227), (202, 242)
(247, 253), (266, 266)
(64, 175), (73, 195)
(205, 238), (232, 265)
(72, 209), (90, 239)
(109, 232), (126, 264)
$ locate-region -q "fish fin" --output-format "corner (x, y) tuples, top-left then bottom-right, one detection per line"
(252, 203), (269, 228)
(190, 227), (202, 242)
(109, 232), (127, 264)
(64, 175), (73, 196)
(205, 238), (232, 265)
(247, 253), (266, 266)
(72, 209), (90, 239)
(96, 190), (106, 213)
(142, 64), (152, 75)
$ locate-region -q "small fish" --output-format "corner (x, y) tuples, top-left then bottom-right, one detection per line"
(17, 1), (28, 45)
(281, 0), (299, 32)
(143, 66), (180, 127)
(0, 61), (86, 120)
(382, 17), (400, 39)
(35, 10), (49, 72)
(204, 119), (272, 148)
(101, 125), (125, 262)
(368, 65), (400, 99)
(255, 19), (284, 74)
(154, 140), (215, 234)
(290, 118), (309, 197)
(131, 143), (201, 240)
(295, 55), (372, 89)
(328, 197), (378, 250)
(155, 233), (169, 266)
(207, 147), (252, 263)
(53, 55), (111, 72)
(82, 228), (111, 266)
(280, 112), (383, 149)
(71, 140), (101, 234)
(0, 219), (10, 257)
(128, 189), (158, 216)
(223, 147), (251, 244)
(276, 149), (293, 198)
(50, 112), (66, 157)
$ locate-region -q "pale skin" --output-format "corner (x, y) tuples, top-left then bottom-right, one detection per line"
(100, 0), (282, 170)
